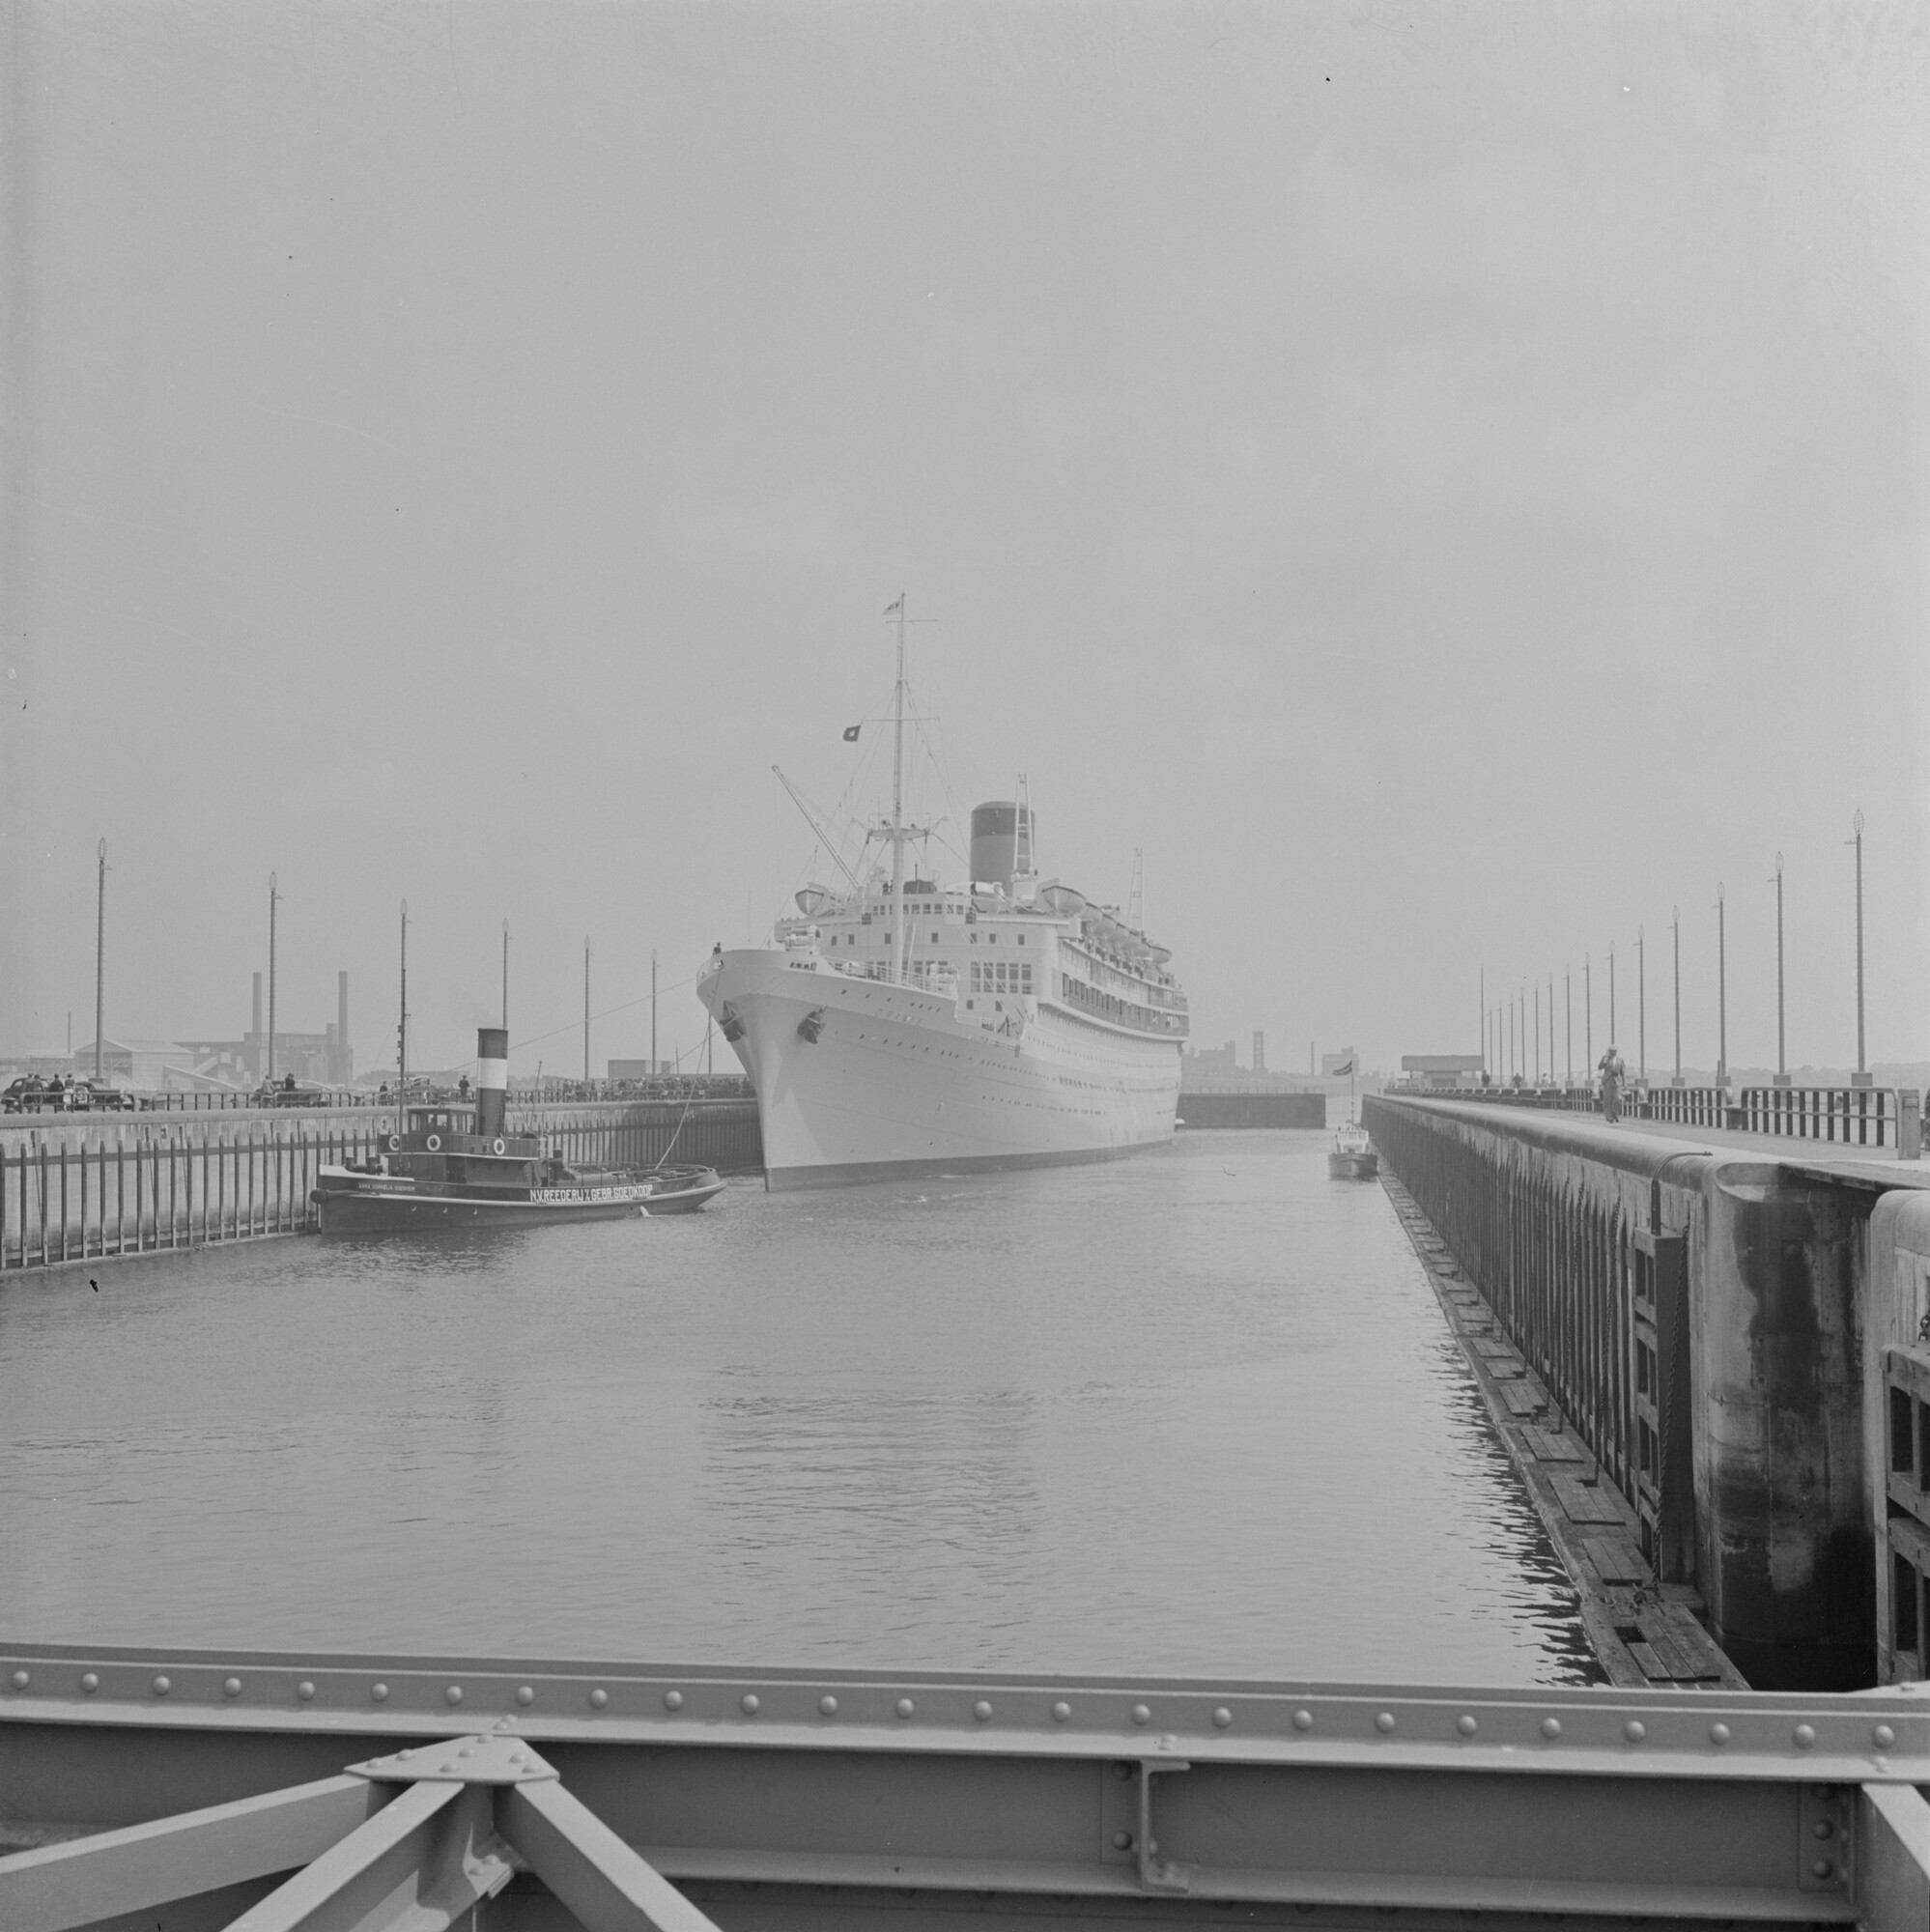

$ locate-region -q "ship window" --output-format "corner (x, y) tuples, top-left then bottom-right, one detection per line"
(931, 930), (939, 942)
(1018, 933), (1026, 945)
(987, 931), (997, 943)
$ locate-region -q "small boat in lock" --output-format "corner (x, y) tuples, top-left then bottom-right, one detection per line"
(311, 1028), (724, 1234)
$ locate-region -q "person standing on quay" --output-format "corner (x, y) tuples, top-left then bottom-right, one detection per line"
(1598, 1044), (1626, 1123)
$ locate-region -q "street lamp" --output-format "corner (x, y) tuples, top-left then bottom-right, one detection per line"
(267, 872), (280, 1089)
(1585, 953), (1593, 1074)
(1716, 882), (1727, 1089)
(1851, 810), (1870, 1087)
(1637, 925), (1645, 1086)
(1772, 853), (1788, 1086)
(94, 839), (107, 1084)
(1671, 904), (1682, 1087)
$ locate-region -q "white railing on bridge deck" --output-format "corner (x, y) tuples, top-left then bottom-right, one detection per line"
(1410, 1081), (1916, 1148)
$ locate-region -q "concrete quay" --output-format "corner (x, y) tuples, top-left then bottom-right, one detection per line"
(1364, 1092), (1930, 1693)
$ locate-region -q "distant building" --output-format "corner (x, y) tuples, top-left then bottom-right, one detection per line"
(1182, 1040), (1239, 1081)
(73, 1038), (196, 1089)
(608, 1060), (675, 1080)
(1399, 1054), (1485, 1092)
(1251, 1030), (1265, 1074)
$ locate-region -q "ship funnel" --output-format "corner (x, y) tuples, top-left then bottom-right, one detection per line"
(969, 801), (1036, 890)
(476, 1027), (508, 1138)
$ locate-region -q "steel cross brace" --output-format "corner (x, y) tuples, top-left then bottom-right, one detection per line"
(0, 1733), (722, 1932)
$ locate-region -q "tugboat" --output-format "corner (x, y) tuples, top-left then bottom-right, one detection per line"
(1326, 1052), (1379, 1179)
(311, 1028), (724, 1233)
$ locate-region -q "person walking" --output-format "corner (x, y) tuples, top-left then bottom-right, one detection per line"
(1598, 1043), (1626, 1123)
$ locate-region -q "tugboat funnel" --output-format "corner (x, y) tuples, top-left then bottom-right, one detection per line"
(477, 1027), (508, 1138)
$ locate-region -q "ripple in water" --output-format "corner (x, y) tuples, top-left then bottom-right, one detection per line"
(0, 1130), (1600, 1684)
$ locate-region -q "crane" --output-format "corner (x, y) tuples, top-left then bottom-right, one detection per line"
(772, 766), (863, 891)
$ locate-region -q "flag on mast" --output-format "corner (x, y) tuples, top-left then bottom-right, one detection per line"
(842, 724), (861, 742)
(884, 594), (903, 615)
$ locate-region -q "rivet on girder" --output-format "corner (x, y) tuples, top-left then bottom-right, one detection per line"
(1292, 1709), (1314, 1732)
(895, 1697), (915, 1719)
(297, 1682), (316, 1701)
(741, 1693), (760, 1716)
(1709, 1722), (1730, 1745)
(516, 1686), (535, 1706)
(1130, 1704), (1151, 1725)
(664, 1690), (684, 1711)
(1213, 1707), (1235, 1730)
(81, 1673), (99, 1693)
(1540, 1718), (1561, 1740)
(1814, 1821), (1835, 1840)
(820, 1694), (839, 1717)
(1113, 1831), (1134, 1851)
(1052, 1701), (1072, 1722)
(223, 1677), (242, 1698)
(444, 1686), (464, 1707)
(1457, 1716), (1478, 1737)
(589, 1689), (609, 1709)
(1794, 1724), (1817, 1748)
(370, 1683), (389, 1703)
(10, 1670), (28, 1690)
(1375, 1713), (1395, 1734)
(973, 1700), (993, 1721)
(1624, 1721), (1646, 1744)
(152, 1675), (171, 1696)
(1811, 1860), (1834, 1881)
(1876, 1723), (1898, 1748)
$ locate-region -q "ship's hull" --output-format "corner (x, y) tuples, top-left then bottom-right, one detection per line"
(310, 1168), (724, 1233)
(699, 949), (1179, 1190)
(1327, 1151), (1380, 1179)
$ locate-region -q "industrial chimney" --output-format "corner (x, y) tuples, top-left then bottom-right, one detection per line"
(476, 1027), (509, 1139)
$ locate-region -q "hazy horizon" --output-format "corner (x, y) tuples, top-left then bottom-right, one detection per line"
(5, 2), (1925, 1080)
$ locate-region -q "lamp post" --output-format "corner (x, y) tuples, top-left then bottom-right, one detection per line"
(1671, 904), (1682, 1086)
(583, 938), (591, 1087)
(1566, 966), (1573, 1087)
(1772, 854), (1788, 1086)
(1480, 966), (1486, 1075)
(1609, 941), (1616, 1053)
(1585, 954), (1592, 1074)
(1717, 882), (1727, 1089)
(502, 919), (510, 1032)
(1533, 981), (1540, 1085)
(397, 900), (408, 1130)
(267, 872), (279, 1089)
(94, 839), (107, 1083)
(1637, 925), (1645, 1086)
(1852, 810), (1870, 1087)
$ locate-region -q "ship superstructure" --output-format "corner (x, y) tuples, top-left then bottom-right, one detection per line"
(698, 605), (1187, 1189)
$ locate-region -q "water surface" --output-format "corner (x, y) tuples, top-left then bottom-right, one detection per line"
(0, 1129), (1596, 1684)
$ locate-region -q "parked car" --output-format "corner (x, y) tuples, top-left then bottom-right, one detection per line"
(2, 1075), (47, 1113)
(85, 1083), (138, 1112)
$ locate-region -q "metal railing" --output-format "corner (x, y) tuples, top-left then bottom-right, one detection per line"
(1739, 1083), (1895, 1145)
(1399, 1081), (1913, 1146)
(1363, 1094), (1706, 1579)
(7, 1642), (1930, 1931)
(0, 1123), (388, 1269)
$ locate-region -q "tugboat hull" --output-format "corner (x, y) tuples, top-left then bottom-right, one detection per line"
(313, 1183), (651, 1235)
(1327, 1150), (1380, 1179)
(311, 1167), (724, 1234)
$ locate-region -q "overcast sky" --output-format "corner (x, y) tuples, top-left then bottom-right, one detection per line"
(4, 1), (1924, 1079)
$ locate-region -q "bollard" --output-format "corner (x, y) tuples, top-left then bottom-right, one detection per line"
(1901, 1089), (1923, 1162)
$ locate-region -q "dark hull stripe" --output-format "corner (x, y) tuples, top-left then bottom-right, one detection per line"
(762, 1140), (1152, 1193)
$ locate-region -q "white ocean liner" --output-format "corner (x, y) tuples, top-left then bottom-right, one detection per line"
(697, 607), (1188, 1190)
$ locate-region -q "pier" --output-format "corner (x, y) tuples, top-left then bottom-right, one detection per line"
(0, 1099), (763, 1271)
(1364, 1090), (1930, 1692)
